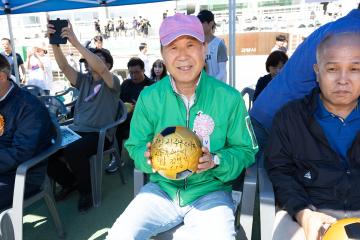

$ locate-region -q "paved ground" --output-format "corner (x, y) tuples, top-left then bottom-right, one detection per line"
(23, 157), (262, 240)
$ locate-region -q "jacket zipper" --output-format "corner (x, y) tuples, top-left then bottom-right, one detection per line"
(176, 189), (180, 206)
(179, 98), (189, 205)
(186, 101), (190, 127)
(344, 168), (351, 210)
(174, 91), (196, 204)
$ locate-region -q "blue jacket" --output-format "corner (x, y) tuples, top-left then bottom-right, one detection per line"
(250, 9), (360, 130)
(0, 82), (54, 185)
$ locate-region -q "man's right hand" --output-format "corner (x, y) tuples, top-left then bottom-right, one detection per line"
(295, 209), (336, 240)
(46, 22), (55, 40)
(124, 102), (135, 113)
(46, 20), (79, 47)
(144, 142), (156, 173)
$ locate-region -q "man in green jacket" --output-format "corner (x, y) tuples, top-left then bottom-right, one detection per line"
(107, 13), (257, 240)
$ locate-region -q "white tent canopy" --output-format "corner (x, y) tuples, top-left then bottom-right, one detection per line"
(0, 0), (171, 15)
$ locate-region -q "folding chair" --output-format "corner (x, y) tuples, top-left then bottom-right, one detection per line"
(134, 162), (257, 240)
(55, 87), (79, 107)
(0, 119), (65, 240)
(241, 87), (255, 110)
(55, 87), (79, 119)
(241, 85), (276, 240)
(38, 96), (68, 123)
(258, 155), (276, 240)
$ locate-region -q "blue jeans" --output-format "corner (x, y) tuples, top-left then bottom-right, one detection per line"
(106, 182), (236, 240)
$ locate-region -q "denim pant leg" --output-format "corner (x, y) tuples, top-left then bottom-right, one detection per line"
(173, 190), (236, 240)
(0, 175), (15, 211)
(106, 182), (183, 240)
(0, 174), (41, 211)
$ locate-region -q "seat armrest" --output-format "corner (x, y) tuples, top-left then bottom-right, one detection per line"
(60, 118), (74, 126)
(133, 169), (145, 197)
(10, 121), (61, 237)
(15, 143), (60, 176)
(100, 101), (127, 132)
(258, 168), (275, 206)
(95, 101), (128, 160)
(55, 87), (72, 96)
(258, 167), (275, 239)
(239, 162), (257, 239)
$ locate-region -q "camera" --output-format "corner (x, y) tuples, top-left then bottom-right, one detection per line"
(49, 18), (68, 45)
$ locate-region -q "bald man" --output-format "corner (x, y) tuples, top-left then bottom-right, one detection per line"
(266, 32), (360, 240)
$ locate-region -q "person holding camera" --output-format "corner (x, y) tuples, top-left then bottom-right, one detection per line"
(46, 20), (121, 212)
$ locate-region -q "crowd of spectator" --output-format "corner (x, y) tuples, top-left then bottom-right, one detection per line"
(94, 16), (151, 39)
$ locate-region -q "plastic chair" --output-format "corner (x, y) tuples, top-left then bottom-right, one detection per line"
(258, 161), (275, 240)
(241, 85), (275, 240)
(240, 85), (276, 239)
(0, 119), (65, 240)
(38, 96), (68, 123)
(132, 87), (258, 240)
(55, 87), (79, 119)
(21, 85), (47, 97)
(241, 87), (255, 111)
(55, 87), (79, 107)
(133, 162), (257, 240)
(89, 100), (128, 207)
(55, 86), (79, 112)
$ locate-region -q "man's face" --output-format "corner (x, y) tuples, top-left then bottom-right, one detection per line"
(201, 21), (213, 35)
(314, 38), (360, 109)
(35, 47), (45, 56)
(269, 62), (284, 78)
(161, 36), (205, 85)
(85, 53), (109, 72)
(95, 40), (103, 49)
(128, 65), (145, 83)
(0, 70), (10, 94)
(1, 40), (11, 52)
(0, 71), (7, 83)
(276, 40), (284, 47)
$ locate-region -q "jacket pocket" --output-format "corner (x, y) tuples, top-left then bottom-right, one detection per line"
(294, 156), (343, 188)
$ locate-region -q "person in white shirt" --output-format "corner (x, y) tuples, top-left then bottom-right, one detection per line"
(26, 42), (53, 94)
(197, 10), (228, 83)
(271, 34), (288, 53)
(138, 42), (151, 78)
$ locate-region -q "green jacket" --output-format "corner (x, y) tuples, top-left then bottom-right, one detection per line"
(125, 71), (258, 206)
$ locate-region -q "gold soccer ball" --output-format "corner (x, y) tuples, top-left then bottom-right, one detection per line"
(151, 126), (202, 180)
(323, 218), (360, 240)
